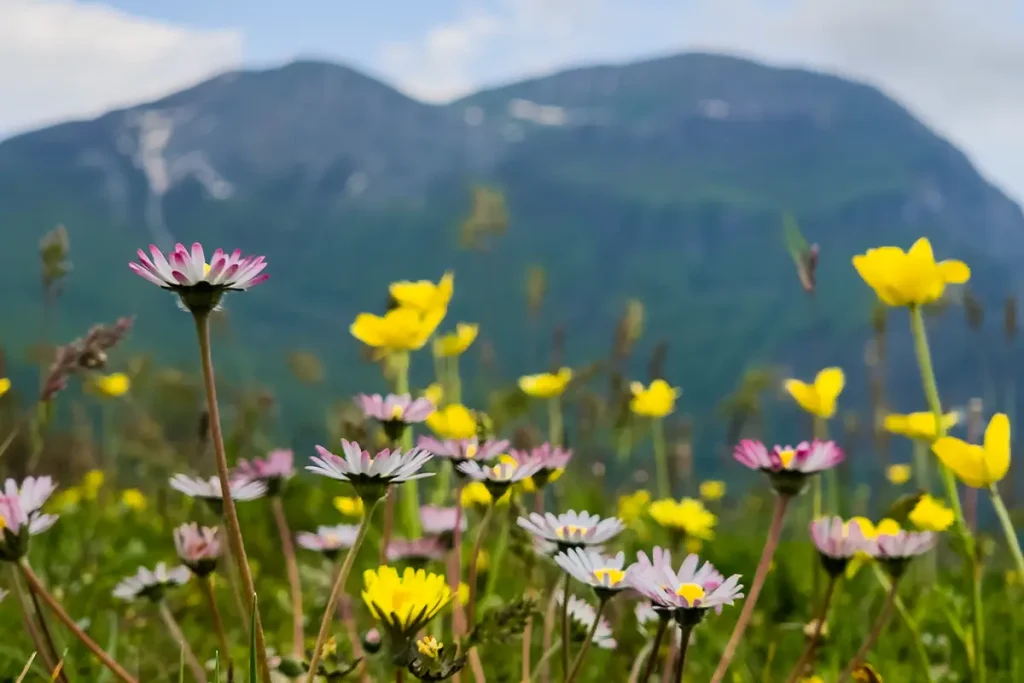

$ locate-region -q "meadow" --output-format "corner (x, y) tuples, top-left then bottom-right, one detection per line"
(0, 236), (1022, 683)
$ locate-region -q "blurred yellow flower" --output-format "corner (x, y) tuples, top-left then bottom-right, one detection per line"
(909, 494), (954, 532)
(684, 537), (704, 554)
(423, 383), (445, 406)
(629, 379), (680, 418)
(883, 411), (959, 442)
(518, 368), (572, 399)
(885, 464), (912, 485)
(121, 489), (147, 511)
(699, 480), (726, 501)
(51, 487), (82, 511)
(853, 237), (970, 307)
(350, 306), (446, 352)
(334, 496), (365, 517)
(844, 516), (901, 579)
(1008, 569), (1022, 586)
(649, 497), (717, 540)
(800, 676), (825, 683)
(426, 404), (478, 440)
(851, 663), (883, 682)
(456, 582), (470, 606)
(0, 378), (10, 398)
(83, 470), (105, 500)
(389, 272), (454, 312)
(617, 489), (651, 525)
(460, 481), (510, 508)
(519, 467), (562, 493)
(434, 323), (478, 357)
(90, 372), (130, 398)
(475, 550), (490, 573)
(784, 367), (844, 419)
(932, 413), (1011, 488)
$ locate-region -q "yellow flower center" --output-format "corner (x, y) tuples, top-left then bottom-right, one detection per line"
(675, 582), (706, 605)
(593, 568), (625, 585)
(391, 405), (404, 419)
(778, 449), (796, 468)
(325, 533), (340, 545)
(323, 637), (337, 658)
(0, 514), (6, 530)
(203, 262), (212, 276)
(466, 443), (479, 459)
(556, 525), (586, 538)
(417, 636), (443, 659)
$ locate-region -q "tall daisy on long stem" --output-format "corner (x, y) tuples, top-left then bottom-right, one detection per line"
(305, 438), (433, 682)
(711, 439), (843, 683)
(130, 242), (272, 682)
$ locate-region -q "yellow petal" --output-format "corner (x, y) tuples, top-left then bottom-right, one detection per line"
(907, 237), (935, 265)
(350, 313), (388, 347)
(883, 414), (908, 435)
(813, 367), (844, 417)
(0, 378), (10, 398)
(784, 379), (819, 415)
(982, 413), (1011, 485)
(932, 436), (991, 488)
(938, 259), (970, 284)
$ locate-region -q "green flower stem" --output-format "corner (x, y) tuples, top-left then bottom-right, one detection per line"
(908, 304), (984, 683)
(710, 493), (790, 683)
(391, 351), (422, 537)
(193, 312), (272, 683)
(838, 576), (900, 682)
(159, 601), (207, 683)
(870, 565), (933, 683)
(530, 642), (563, 682)
(989, 484), (1024, 575)
(549, 397), (564, 447)
(672, 624), (695, 683)
(565, 598), (608, 683)
(484, 509), (510, 599)
(449, 354), (463, 404)
(466, 502), (496, 630)
(912, 440), (932, 494)
(635, 615), (669, 683)
(560, 573), (572, 683)
(19, 560), (138, 683)
(651, 418), (671, 498)
(812, 416), (837, 515)
(271, 496), (305, 659)
(306, 499), (380, 683)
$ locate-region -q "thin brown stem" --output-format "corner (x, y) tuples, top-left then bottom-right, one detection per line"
(565, 599), (607, 683)
(9, 566), (59, 676)
(711, 493), (790, 683)
(540, 581), (559, 683)
(838, 577), (900, 682)
(21, 563), (66, 683)
(20, 561), (138, 683)
(466, 503), (495, 629)
(200, 575), (233, 674)
(450, 482), (466, 683)
(785, 574), (838, 683)
(340, 596), (370, 683)
(193, 312), (271, 683)
(271, 496), (305, 658)
(637, 615), (670, 683)
(560, 574), (571, 683)
(159, 601), (207, 683)
(671, 625), (694, 683)
(306, 499), (379, 683)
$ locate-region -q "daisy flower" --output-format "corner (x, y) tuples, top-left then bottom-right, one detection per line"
(734, 440), (844, 497)
(0, 495), (57, 561)
(113, 563), (191, 601)
(357, 393), (435, 442)
(362, 566), (452, 647)
(3, 476), (57, 515)
(297, 525), (360, 560)
(810, 517), (869, 577)
(129, 243), (268, 314)
(169, 474), (267, 513)
(555, 548), (629, 599)
(420, 505), (467, 537)
(510, 443), (572, 489)
(517, 511), (625, 551)
(418, 436), (509, 467)
(385, 537), (448, 565)
(864, 528), (937, 578)
(234, 449), (295, 496)
(628, 551), (743, 627)
(173, 523), (221, 577)
(457, 456), (544, 499)
(308, 440), (434, 502)
(558, 594), (616, 649)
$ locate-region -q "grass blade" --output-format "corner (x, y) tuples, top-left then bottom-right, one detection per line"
(15, 652), (37, 683)
(248, 594), (258, 682)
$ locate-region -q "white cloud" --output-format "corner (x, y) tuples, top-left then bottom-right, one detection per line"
(0, 0), (243, 137)
(375, 0), (1024, 202)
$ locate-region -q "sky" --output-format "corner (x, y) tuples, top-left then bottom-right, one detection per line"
(5, 0), (1024, 201)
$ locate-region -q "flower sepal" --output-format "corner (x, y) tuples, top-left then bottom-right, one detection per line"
(0, 525), (29, 562)
(766, 469), (810, 498)
(407, 637), (467, 682)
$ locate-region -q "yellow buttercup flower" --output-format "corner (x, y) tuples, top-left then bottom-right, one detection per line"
(629, 379), (681, 418)
(909, 494), (954, 532)
(475, 550), (490, 573)
(851, 663), (883, 682)
(350, 306), (446, 352)
(426, 404), (478, 440)
(932, 413), (1011, 488)
(800, 677), (825, 683)
(91, 373), (130, 398)
(456, 582), (470, 606)
(362, 566), (452, 636)
(423, 383), (445, 406)
(51, 487), (82, 511)
(434, 323), (478, 357)
(83, 470), (104, 500)
(390, 272), (455, 312)
(617, 489), (651, 525)
(518, 367), (573, 399)
(649, 498), (717, 540)
(699, 480), (726, 502)
(460, 481), (510, 508)
(519, 467), (563, 493)
(684, 537), (704, 554)
(334, 496), (365, 517)
(0, 378), (10, 398)
(885, 464), (912, 486)
(883, 411), (960, 442)
(853, 237), (970, 307)
(784, 367), (844, 419)
(121, 489), (147, 511)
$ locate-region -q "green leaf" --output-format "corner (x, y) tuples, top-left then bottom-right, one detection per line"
(782, 212), (809, 266)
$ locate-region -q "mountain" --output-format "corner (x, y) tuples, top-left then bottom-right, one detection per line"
(1, 53), (1021, 468)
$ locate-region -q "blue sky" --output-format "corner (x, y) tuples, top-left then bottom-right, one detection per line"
(4, 0), (1024, 200)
